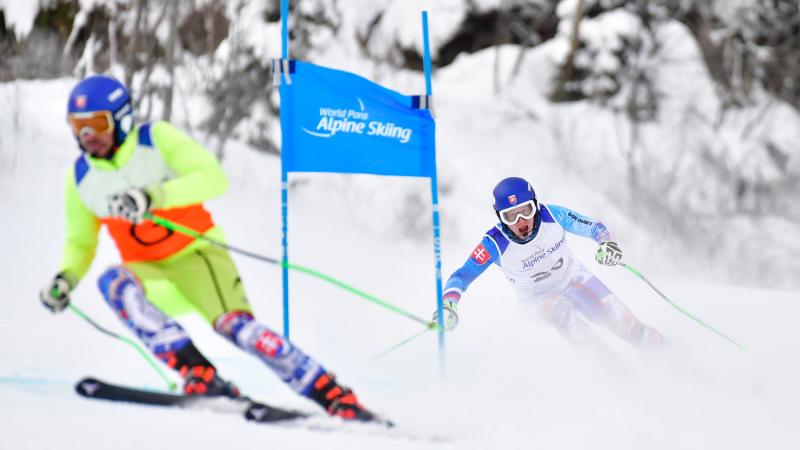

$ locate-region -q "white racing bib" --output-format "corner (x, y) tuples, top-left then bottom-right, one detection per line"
(496, 220), (579, 297)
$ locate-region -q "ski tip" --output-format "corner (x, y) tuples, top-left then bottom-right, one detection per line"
(358, 410), (394, 428)
(376, 417), (395, 428)
(75, 377), (103, 397)
(245, 403), (310, 423)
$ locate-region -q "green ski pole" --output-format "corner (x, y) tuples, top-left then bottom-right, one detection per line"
(69, 304), (177, 391)
(619, 262), (745, 351)
(370, 322), (437, 362)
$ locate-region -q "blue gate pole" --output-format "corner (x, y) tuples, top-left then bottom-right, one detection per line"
(281, 171), (290, 338)
(422, 12), (434, 97)
(280, 0), (290, 338)
(281, 0), (288, 59)
(422, 11), (445, 373)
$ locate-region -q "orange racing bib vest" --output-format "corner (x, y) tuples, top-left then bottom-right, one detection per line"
(73, 123), (214, 262)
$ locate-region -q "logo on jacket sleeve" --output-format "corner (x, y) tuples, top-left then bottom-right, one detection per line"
(471, 243), (491, 265)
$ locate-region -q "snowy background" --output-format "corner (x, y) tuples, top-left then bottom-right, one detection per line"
(2, 1), (800, 449)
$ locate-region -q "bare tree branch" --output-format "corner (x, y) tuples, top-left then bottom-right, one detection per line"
(550, 0), (585, 102)
(163, 0), (179, 121)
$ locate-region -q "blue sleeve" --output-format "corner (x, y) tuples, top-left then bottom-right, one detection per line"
(443, 234), (501, 302)
(545, 204), (612, 243)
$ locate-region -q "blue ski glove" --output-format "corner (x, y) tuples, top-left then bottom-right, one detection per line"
(596, 240), (623, 266)
(40, 273), (73, 313)
(108, 188), (151, 223)
(432, 297), (460, 331)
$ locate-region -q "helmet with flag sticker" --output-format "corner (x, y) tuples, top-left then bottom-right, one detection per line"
(67, 75), (134, 151)
(492, 177), (540, 243)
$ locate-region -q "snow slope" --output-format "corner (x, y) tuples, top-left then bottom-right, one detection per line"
(2, 72), (800, 450)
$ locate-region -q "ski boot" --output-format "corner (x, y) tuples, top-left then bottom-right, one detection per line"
(181, 365), (241, 398)
(309, 372), (377, 422)
(163, 342), (240, 398)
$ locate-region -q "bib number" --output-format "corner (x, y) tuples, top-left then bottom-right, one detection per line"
(530, 257), (564, 283)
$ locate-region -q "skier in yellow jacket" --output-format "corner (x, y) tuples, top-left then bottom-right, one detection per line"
(39, 74), (376, 421)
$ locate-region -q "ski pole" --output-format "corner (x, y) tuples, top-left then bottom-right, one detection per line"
(68, 304), (178, 391)
(618, 262), (745, 351)
(370, 322), (436, 362)
(145, 213), (435, 328)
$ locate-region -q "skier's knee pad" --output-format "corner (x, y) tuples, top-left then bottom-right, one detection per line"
(214, 311), (322, 395)
(550, 298), (575, 329)
(98, 266), (140, 310)
(551, 299), (597, 345)
(97, 266), (190, 355)
(214, 310), (256, 346)
(214, 311), (291, 361)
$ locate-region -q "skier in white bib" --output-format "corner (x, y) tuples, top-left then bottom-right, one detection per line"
(434, 177), (664, 348)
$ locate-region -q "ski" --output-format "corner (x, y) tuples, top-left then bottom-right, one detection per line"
(74, 377), (441, 441)
(75, 377), (307, 423)
(75, 377), (399, 431)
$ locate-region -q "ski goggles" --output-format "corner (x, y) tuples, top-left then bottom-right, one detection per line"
(498, 200), (538, 225)
(68, 110), (114, 136)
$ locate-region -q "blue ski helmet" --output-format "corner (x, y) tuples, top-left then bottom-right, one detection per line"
(67, 75), (134, 150)
(492, 177), (540, 243)
(493, 177), (537, 211)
